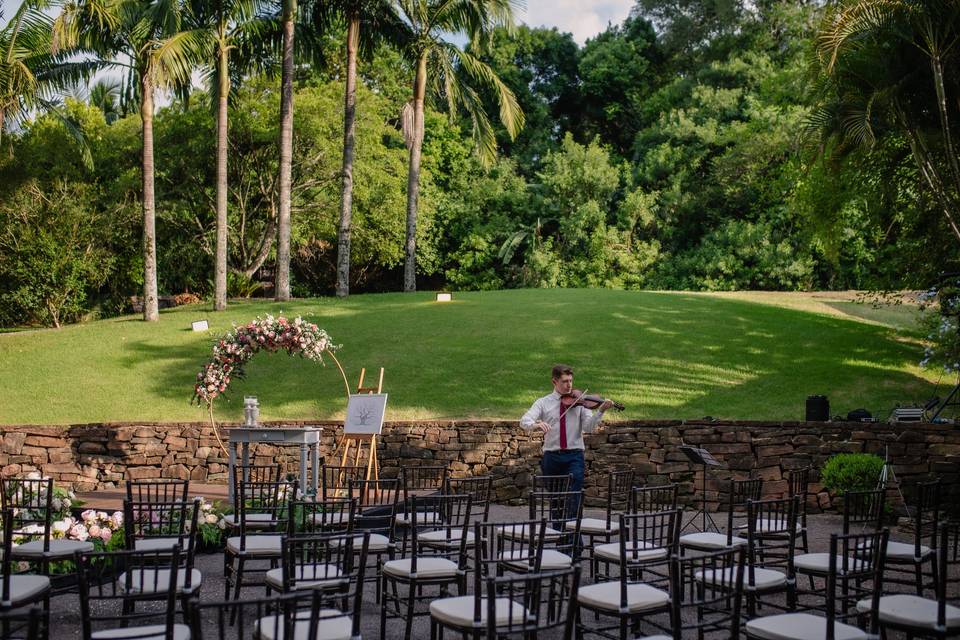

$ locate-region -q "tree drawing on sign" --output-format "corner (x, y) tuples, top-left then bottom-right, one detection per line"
(353, 402), (374, 426)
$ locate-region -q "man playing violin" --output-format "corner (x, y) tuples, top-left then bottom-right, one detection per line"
(520, 364), (615, 501)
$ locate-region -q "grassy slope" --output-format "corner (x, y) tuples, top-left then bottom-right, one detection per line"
(0, 289), (936, 425)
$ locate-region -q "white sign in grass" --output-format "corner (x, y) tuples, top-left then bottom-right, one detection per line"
(344, 393), (388, 435)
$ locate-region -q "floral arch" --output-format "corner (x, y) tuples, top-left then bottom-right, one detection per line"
(192, 315), (348, 454)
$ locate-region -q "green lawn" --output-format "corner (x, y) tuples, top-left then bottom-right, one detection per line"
(0, 289), (939, 425)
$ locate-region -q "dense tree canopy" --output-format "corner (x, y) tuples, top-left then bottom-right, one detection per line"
(0, 0), (955, 327)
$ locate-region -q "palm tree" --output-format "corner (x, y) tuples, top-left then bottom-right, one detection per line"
(186, 0), (272, 311)
(812, 0), (960, 243)
(88, 78), (121, 123)
(394, 0), (524, 292)
(274, 0), (295, 301)
(1, 1), (96, 150)
(55, 0), (206, 321)
(312, 1), (400, 298)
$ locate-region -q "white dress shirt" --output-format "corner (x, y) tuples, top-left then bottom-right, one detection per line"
(520, 391), (605, 452)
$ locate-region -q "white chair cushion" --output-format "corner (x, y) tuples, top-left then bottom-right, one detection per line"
(594, 541), (667, 563)
(3, 575), (50, 606)
(571, 518), (618, 535)
(793, 553), (864, 575)
(679, 532), (746, 550)
(226, 535), (282, 556)
(264, 564), (345, 591)
(11, 539), (94, 559)
(577, 582), (669, 613)
(223, 513), (277, 529)
(119, 568), (203, 594)
(383, 557), (460, 579)
(745, 613), (868, 640)
(637, 637), (672, 640)
(256, 609), (351, 640)
(856, 594), (960, 630)
(418, 530), (475, 547)
(395, 511), (442, 526)
(880, 541), (932, 561)
(497, 524), (562, 541)
(310, 512), (350, 527)
(430, 595), (528, 628)
(92, 624), (190, 640)
(736, 519), (802, 533)
(695, 566), (786, 590)
(134, 538), (181, 553)
(501, 549), (572, 570)
(327, 532), (392, 553)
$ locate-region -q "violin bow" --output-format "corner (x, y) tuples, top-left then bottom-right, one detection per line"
(559, 388), (588, 421)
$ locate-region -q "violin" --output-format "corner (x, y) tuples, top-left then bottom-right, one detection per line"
(560, 389), (625, 412)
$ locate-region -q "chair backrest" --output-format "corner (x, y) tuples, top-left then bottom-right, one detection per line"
(188, 588), (359, 640)
(745, 497), (798, 585)
(629, 484), (679, 514)
(824, 529), (887, 639)
(320, 465), (366, 500)
(473, 519), (547, 590)
(233, 465), (282, 505)
(787, 467), (810, 521)
(123, 498), (200, 586)
(349, 478), (400, 537)
(533, 474), (572, 493)
(235, 481), (296, 544)
(0, 477), (52, 549)
(909, 480), (941, 554)
(408, 494), (472, 571)
(528, 490), (583, 561)
(841, 489), (884, 533)
(77, 546), (183, 640)
(1, 508), (17, 604)
(620, 509), (681, 584)
(0, 606), (43, 640)
(125, 479), (189, 503)
(280, 530), (368, 596)
(485, 566), (581, 639)
(289, 497), (355, 534)
(400, 466), (448, 501)
(445, 476), (493, 521)
(669, 546), (745, 640)
(601, 470), (635, 524)
(724, 478), (763, 535)
(943, 519), (960, 605)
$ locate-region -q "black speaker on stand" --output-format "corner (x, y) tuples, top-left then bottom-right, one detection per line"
(806, 395), (830, 421)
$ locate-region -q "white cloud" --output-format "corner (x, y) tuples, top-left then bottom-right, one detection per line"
(519, 0), (634, 45)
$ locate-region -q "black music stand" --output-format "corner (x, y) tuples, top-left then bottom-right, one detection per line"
(680, 445), (721, 533)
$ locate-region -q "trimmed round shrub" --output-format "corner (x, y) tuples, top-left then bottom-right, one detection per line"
(820, 453), (885, 494)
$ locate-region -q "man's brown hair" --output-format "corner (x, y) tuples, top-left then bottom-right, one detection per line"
(551, 364), (573, 379)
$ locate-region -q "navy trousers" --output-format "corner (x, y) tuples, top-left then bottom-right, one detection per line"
(541, 449), (584, 519)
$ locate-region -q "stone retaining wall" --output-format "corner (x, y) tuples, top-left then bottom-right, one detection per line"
(0, 421), (958, 509)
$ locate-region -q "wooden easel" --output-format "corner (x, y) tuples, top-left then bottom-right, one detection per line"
(336, 368), (383, 483)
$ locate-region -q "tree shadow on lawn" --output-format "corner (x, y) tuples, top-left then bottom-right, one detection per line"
(119, 291), (936, 422)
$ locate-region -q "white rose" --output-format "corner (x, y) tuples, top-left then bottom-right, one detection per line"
(205, 514), (218, 525)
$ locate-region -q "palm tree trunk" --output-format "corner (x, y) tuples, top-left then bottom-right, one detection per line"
(275, 0), (295, 302)
(335, 16), (360, 298)
(403, 53), (427, 293)
(214, 43), (230, 311)
(141, 74), (159, 322)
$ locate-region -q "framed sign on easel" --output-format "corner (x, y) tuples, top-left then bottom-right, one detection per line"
(335, 368), (386, 483)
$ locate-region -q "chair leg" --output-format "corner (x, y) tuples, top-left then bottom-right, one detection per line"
(404, 583), (416, 640)
(915, 561), (924, 596)
(380, 575), (389, 640)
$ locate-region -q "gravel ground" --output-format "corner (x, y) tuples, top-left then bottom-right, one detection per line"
(41, 506), (957, 639)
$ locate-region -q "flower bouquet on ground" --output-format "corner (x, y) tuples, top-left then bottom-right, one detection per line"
(195, 498), (229, 552)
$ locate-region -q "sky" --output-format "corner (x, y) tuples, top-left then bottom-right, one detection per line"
(1, 0), (635, 45)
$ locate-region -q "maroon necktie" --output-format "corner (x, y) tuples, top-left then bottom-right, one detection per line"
(559, 403), (568, 450)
